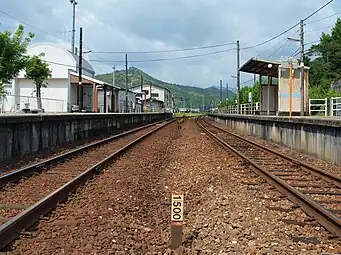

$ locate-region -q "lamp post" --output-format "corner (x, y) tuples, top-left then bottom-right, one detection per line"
(267, 64), (273, 116)
(69, 0), (78, 54)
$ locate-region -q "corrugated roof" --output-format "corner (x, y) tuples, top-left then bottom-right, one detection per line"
(239, 58), (280, 77)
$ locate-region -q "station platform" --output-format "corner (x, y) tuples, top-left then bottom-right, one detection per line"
(209, 114), (341, 166)
(0, 112), (172, 164)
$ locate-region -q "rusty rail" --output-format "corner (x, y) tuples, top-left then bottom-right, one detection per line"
(0, 119), (175, 250)
(196, 118), (341, 237)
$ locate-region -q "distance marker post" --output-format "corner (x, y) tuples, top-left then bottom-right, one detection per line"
(171, 193), (184, 249)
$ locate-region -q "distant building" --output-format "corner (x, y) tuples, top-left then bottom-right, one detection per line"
(130, 84), (173, 112)
(2, 43), (138, 113)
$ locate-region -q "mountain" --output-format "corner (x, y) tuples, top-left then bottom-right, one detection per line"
(95, 67), (235, 109)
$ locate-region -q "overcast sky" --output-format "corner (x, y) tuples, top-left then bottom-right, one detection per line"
(1, 0), (340, 89)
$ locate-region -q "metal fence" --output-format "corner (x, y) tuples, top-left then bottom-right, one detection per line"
(330, 97), (341, 116)
(219, 98), (340, 117)
(308, 98), (328, 116)
(222, 102), (260, 115)
(0, 95), (65, 113)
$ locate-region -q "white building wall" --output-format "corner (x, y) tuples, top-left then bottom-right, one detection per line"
(117, 90), (136, 113)
(131, 85), (173, 110)
(132, 85), (165, 101)
(16, 78), (68, 112)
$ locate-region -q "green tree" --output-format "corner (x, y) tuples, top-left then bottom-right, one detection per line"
(25, 54), (52, 109)
(308, 18), (341, 94)
(0, 25), (34, 95)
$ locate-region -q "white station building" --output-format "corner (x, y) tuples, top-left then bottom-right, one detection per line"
(1, 43), (139, 113)
(130, 84), (173, 112)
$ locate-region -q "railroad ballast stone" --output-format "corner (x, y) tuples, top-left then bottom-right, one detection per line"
(3, 119), (341, 254)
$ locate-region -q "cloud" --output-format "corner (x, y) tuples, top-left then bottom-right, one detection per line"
(0, 0), (340, 88)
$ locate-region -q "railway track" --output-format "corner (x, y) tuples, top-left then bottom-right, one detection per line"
(0, 119), (174, 250)
(196, 118), (341, 237)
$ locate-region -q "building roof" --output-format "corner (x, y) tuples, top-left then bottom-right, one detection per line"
(239, 58), (281, 77)
(26, 43), (95, 75)
(69, 51), (95, 75)
(70, 71), (120, 89)
(130, 83), (172, 93)
(239, 57), (310, 78)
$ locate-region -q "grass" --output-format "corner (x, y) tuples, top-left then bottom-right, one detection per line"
(175, 112), (203, 117)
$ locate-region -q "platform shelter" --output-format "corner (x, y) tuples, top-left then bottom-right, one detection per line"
(239, 57), (310, 116)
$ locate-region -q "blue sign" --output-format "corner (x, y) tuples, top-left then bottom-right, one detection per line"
(280, 92), (300, 98)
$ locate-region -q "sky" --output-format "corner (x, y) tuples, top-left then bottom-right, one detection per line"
(0, 0), (340, 90)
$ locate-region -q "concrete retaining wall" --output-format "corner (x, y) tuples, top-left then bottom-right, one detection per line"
(209, 114), (341, 166)
(0, 113), (172, 164)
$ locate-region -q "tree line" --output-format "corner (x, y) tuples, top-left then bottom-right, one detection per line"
(0, 25), (51, 109)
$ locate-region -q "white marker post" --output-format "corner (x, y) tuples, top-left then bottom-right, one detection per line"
(171, 193), (184, 249)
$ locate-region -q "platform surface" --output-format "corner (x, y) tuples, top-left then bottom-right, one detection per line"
(211, 114), (341, 127)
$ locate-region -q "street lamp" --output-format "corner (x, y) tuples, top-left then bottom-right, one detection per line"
(267, 64), (273, 116)
(70, 0), (78, 54)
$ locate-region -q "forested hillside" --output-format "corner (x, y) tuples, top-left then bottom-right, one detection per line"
(95, 67), (234, 109)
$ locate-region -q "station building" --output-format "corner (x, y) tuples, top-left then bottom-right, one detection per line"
(2, 43), (139, 113)
(130, 84), (173, 112)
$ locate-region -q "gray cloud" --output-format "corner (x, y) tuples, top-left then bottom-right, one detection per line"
(0, 0), (340, 88)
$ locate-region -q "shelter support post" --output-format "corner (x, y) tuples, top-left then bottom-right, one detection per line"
(103, 85), (107, 113)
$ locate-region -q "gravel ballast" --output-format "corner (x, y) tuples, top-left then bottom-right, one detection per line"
(3, 119), (341, 254)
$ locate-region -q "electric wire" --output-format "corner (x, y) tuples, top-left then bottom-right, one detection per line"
(92, 42), (237, 54)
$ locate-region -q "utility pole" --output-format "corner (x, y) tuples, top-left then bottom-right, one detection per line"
(226, 82), (229, 101)
(219, 79), (223, 103)
(112, 66), (115, 87)
(202, 95), (204, 112)
(300, 20), (305, 116)
(70, 0), (77, 54)
(78, 27), (83, 110)
(125, 54), (128, 113)
(237, 40), (241, 114)
(149, 80), (152, 112)
(140, 74), (143, 112)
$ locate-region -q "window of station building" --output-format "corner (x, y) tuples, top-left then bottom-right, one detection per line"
(151, 93), (159, 98)
(136, 93), (142, 97)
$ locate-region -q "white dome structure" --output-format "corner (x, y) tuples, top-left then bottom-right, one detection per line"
(18, 43), (95, 79)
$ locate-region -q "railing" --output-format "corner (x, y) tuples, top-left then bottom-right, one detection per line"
(0, 95), (65, 113)
(219, 98), (341, 117)
(309, 98), (328, 116)
(330, 97), (341, 116)
(222, 102), (260, 115)
(240, 102), (260, 115)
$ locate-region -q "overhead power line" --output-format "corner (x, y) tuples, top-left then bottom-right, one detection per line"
(266, 29), (300, 59)
(241, 23), (300, 50)
(303, 0), (334, 22)
(241, 0), (334, 51)
(306, 10), (341, 25)
(0, 8), (91, 51)
(92, 42), (236, 54)
(0, 9), (67, 41)
(90, 47), (237, 63)
(305, 24), (334, 33)
(240, 78), (254, 85)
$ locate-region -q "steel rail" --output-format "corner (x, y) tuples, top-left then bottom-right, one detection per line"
(202, 119), (341, 189)
(0, 119), (175, 250)
(196, 118), (341, 237)
(0, 119), (170, 187)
